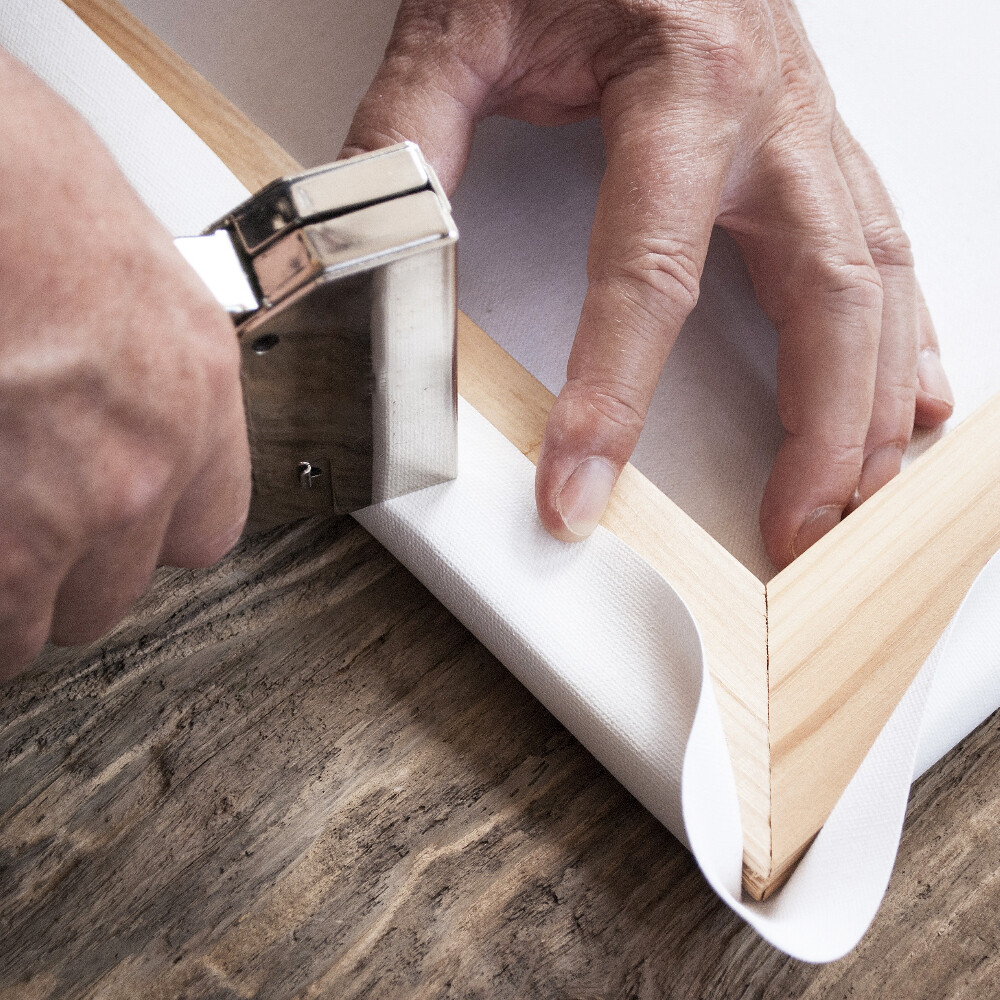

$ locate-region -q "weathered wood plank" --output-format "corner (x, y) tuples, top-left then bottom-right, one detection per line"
(1, 518), (999, 997)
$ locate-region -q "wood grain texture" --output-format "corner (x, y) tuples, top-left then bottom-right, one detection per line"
(766, 392), (1000, 879)
(66, 0), (773, 883)
(3, 518), (1000, 999)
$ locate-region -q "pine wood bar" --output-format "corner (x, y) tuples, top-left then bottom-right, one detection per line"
(766, 393), (1000, 885)
(55, 0), (1000, 899)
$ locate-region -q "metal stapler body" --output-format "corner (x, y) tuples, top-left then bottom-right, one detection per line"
(176, 142), (458, 527)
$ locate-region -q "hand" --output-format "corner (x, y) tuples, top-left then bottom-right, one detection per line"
(342, 0), (954, 568)
(0, 51), (250, 678)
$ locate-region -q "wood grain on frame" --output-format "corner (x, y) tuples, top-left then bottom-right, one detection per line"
(765, 392), (1000, 882)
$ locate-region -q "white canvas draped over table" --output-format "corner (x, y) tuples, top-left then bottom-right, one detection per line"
(3, 0), (998, 962)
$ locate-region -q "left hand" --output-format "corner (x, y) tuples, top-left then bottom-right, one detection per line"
(342, 0), (954, 568)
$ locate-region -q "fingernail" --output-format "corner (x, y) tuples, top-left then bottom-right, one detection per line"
(917, 348), (954, 410)
(857, 443), (904, 504)
(792, 504), (843, 560)
(556, 457), (618, 539)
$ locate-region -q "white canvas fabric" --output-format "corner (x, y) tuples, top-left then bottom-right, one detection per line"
(3, 0), (998, 962)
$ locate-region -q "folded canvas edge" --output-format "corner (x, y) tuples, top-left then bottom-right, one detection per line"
(454, 314), (772, 882)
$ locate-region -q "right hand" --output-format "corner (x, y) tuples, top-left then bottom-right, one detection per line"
(0, 50), (250, 679)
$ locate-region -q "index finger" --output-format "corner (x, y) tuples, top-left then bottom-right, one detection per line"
(535, 30), (759, 540)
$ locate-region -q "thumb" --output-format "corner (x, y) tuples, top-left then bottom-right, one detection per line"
(340, 8), (494, 194)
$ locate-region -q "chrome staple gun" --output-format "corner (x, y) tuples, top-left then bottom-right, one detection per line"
(175, 142), (458, 527)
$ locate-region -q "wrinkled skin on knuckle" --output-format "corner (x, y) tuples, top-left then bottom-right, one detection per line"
(775, 49), (832, 121)
(873, 428), (914, 456)
(496, 6), (612, 119)
(364, 0), (788, 152)
(392, 0), (510, 47)
(739, 137), (885, 318)
(786, 432), (865, 474)
(607, 0), (777, 105)
(384, 0), (511, 92)
(593, 236), (703, 330)
(730, 124), (824, 201)
(761, 1), (836, 129)
(882, 378), (921, 418)
(862, 219), (915, 272)
(724, 20), (834, 164)
(774, 356), (873, 449)
(810, 254), (884, 317)
(551, 375), (646, 466)
(563, 375), (646, 435)
(672, 6), (776, 107)
(419, 0), (785, 127)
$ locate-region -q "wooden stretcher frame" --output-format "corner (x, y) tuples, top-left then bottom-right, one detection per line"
(65, 0), (1000, 899)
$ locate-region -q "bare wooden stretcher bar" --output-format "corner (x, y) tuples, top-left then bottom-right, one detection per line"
(65, 0), (1000, 899)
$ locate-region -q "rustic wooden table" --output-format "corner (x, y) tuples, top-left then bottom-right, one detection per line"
(2, 514), (999, 999)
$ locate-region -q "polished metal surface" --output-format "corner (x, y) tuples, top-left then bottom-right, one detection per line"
(221, 143), (433, 255)
(251, 191), (455, 304)
(298, 461), (322, 489)
(174, 229), (259, 316)
(184, 143), (458, 527)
